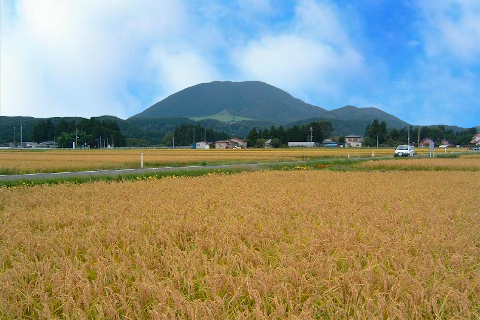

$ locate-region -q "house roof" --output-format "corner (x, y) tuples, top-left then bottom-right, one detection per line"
(420, 138), (434, 144)
(230, 137), (246, 142)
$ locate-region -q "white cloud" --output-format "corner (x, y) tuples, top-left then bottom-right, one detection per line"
(148, 47), (221, 99)
(419, 0), (480, 63)
(0, 0), (189, 118)
(234, 35), (362, 97)
(232, 0), (364, 105)
(293, 0), (351, 47)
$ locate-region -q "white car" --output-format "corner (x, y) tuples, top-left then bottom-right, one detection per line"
(394, 145), (415, 157)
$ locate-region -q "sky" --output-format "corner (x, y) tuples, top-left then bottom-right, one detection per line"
(1, 0), (479, 128)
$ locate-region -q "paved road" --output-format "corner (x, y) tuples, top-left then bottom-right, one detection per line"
(1, 154), (436, 182)
(0, 163), (271, 181)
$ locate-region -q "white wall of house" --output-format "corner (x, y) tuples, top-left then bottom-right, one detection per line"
(288, 142), (316, 147)
(196, 141), (210, 149)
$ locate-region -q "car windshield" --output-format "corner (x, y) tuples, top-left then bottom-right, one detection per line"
(397, 145), (408, 150)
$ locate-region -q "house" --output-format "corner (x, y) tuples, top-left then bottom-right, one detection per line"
(420, 138), (434, 147)
(440, 139), (454, 147)
(20, 142), (38, 148)
(288, 142), (316, 147)
(195, 141), (211, 149)
(322, 139), (338, 147)
(215, 138), (248, 149)
(264, 139), (272, 148)
(470, 133), (480, 146)
(345, 135), (362, 147)
(230, 137), (248, 148)
(38, 141), (57, 149)
(215, 140), (230, 149)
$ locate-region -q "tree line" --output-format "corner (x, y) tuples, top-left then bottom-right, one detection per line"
(246, 121), (333, 148)
(31, 118), (126, 148)
(363, 119), (477, 147)
(170, 123), (230, 146)
(20, 116), (480, 149)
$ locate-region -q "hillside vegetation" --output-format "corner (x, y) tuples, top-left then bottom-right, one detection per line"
(131, 81), (326, 123)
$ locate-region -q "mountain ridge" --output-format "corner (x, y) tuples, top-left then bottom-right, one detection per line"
(131, 81), (327, 123)
(132, 81), (412, 129)
(1, 81), (478, 145)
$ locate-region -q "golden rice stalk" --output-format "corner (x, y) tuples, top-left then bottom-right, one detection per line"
(0, 171), (479, 318)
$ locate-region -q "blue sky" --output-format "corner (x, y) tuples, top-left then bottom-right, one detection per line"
(1, 0), (479, 128)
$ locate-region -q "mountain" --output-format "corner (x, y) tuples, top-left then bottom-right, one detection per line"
(2, 81), (477, 145)
(131, 81), (327, 124)
(320, 105), (410, 129)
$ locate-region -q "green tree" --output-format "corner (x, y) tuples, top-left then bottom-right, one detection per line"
(56, 132), (74, 148)
(277, 125), (286, 144)
(365, 119), (388, 146)
(31, 119), (56, 142)
(246, 127), (259, 147)
(270, 138), (282, 148)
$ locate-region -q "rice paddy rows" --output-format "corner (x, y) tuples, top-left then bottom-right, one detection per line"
(357, 158), (480, 171)
(1, 170), (479, 319)
(0, 148), (451, 174)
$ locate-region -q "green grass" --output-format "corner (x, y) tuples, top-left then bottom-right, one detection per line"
(2, 156), (475, 188)
(191, 109), (254, 122)
(0, 167), (22, 175)
(0, 167), (255, 188)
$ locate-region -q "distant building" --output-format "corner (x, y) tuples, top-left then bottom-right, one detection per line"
(470, 133), (480, 146)
(230, 137), (248, 148)
(440, 139), (454, 147)
(215, 138), (247, 149)
(195, 141), (211, 149)
(264, 139), (272, 148)
(345, 135), (362, 147)
(288, 142), (316, 148)
(215, 140), (229, 149)
(322, 139), (338, 147)
(420, 138), (434, 147)
(21, 142), (38, 148)
(38, 141), (57, 149)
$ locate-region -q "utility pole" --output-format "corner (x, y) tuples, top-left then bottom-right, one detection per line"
(310, 127), (313, 142)
(20, 124), (23, 148)
(172, 134), (175, 148)
(376, 135), (379, 148)
(75, 128), (78, 149)
(13, 127), (15, 147)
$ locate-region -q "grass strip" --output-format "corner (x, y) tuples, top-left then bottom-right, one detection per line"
(2, 156), (477, 188)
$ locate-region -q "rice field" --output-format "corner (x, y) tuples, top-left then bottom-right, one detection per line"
(357, 157), (480, 171)
(1, 169), (479, 319)
(0, 147), (450, 174)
